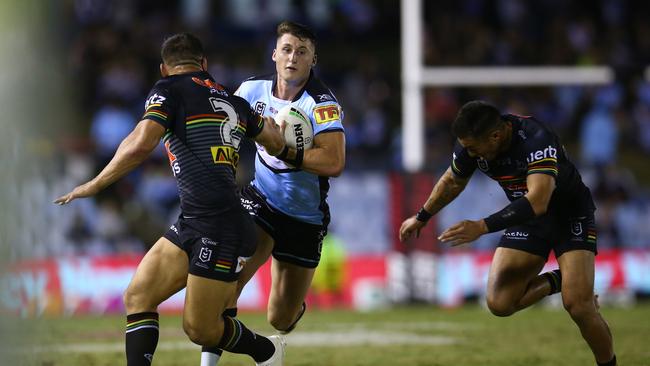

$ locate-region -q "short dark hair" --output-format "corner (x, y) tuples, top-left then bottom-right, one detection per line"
(276, 21), (317, 49)
(160, 33), (204, 67)
(451, 100), (502, 138)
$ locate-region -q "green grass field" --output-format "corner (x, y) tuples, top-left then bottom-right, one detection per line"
(2, 303), (649, 366)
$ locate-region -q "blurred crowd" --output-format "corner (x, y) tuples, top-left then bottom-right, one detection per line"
(34, 0), (650, 259)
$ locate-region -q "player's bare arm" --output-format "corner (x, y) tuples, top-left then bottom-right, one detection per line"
(254, 116), (286, 156)
(439, 173), (556, 246)
(280, 131), (345, 177)
(54, 119), (165, 205)
(399, 167), (470, 242)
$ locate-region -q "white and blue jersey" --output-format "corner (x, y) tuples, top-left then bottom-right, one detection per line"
(235, 72), (344, 225)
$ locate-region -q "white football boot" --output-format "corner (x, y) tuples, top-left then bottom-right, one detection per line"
(256, 335), (285, 366)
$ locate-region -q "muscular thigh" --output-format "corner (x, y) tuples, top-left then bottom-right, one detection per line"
(125, 237), (189, 312)
(557, 250), (595, 302)
(487, 247), (546, 300)
(184, 274), (238, 330)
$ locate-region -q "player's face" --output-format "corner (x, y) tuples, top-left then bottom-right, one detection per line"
(458, 132), (502, 161)
(273, 33), (315, 84)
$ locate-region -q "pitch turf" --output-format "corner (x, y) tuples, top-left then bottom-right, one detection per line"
(2, 302), (649, 365)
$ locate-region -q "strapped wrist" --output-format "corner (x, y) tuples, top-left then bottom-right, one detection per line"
(415, 207), (433, 223)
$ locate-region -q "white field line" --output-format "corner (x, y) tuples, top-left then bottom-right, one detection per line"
(20, 329), (461, 354)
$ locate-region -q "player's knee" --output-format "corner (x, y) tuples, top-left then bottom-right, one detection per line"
(123, 286), (152, 313)
(183, 318), (221, 346)
(268, 312), (292, 331)
(486, 296), (516, 317)
(562, 294), (595, 320)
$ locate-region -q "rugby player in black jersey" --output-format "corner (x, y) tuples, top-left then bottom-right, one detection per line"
(399, 101), (616, 366)
(55, 33), (290, 366)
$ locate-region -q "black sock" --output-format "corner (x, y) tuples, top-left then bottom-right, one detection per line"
(217, 315), (275, 362)
(125, 312), (159, 366)
(597, 354), (616, 366)
(542, 269), (562, 295)
(201, 308), (238, 356)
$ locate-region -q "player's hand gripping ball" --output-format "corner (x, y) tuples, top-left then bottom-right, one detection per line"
(275, 105), (313, 150)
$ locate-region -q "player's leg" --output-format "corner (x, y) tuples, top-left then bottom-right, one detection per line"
(267, 258), (315, 331)
(200, 225), (274, 366)
(266, 214), (324, 332)
(186, 212), (284, 365)
(123, 236), (189, 366)
(557, 250), (615, 365)
(485, 247), (546, 316)
(183, 274), (282, 364)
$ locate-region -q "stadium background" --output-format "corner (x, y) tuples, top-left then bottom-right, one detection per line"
(1, 0), (650, 365)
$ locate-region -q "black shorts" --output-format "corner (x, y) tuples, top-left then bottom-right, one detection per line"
(240, 184), (328, 268)
(163, 206), (256, 282)
(498, 212), (597, 260)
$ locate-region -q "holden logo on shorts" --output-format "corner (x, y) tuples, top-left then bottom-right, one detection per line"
(571, 222), (583, 236)
(199, 247), (212, 262)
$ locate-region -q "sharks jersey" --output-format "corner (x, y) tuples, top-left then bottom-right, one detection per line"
(235, 72), (344, 224)
(451, 114), (595, 218)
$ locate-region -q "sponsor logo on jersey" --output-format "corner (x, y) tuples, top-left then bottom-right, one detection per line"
(211, 146), (240, 167)
(145, 93), (166, 109)
(317, 93), (333, 102)
(192, 77), (228, 96)
(164, 140), (181, 176)
(526, 145), (557, 163)
(254, 101), (266, 114)
(314, 104), (340, 124)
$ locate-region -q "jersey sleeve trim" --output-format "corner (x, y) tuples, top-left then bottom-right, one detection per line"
(527, 157), (558, 176)
(314, 127), (344, 136)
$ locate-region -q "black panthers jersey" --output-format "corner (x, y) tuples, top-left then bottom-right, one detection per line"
(451, 114), (595, 217)
(142, 71), (264, 217)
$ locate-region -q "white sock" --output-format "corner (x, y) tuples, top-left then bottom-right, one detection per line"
(200, 351), (220, 366)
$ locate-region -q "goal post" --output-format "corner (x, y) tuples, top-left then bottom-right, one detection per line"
(401, 0), (615, 172)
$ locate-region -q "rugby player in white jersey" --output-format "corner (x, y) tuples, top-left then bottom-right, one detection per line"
(200, 21), (345, 365)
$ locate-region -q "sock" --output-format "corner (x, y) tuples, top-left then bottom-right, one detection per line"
(597, 354), (616, 366)
(542, 269), (562, 295)
(125, 312), (159, 366)
(217, 315), (275, 363)
(200, 308), (237, 366)
(280, 301), (307, 334)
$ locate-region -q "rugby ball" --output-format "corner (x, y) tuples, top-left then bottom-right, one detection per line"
(275, 105), (314, 150)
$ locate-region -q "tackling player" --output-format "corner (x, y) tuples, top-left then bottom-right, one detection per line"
(55, 33), (294, 366)
(399, 101), (616, 366)
(200, 21), (345, 365)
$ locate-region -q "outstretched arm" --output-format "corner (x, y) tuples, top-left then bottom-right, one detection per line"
(399, 167), (471, 242)
(54, 119), (165, 204)
(439, 173), (555, 246)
